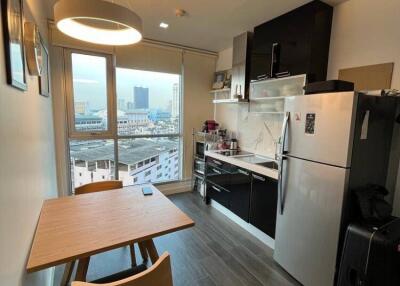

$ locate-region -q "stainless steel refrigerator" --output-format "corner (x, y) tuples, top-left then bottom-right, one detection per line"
(273, 92), (397, 286)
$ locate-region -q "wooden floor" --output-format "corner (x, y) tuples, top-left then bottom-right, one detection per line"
(54, 191), (300, 286)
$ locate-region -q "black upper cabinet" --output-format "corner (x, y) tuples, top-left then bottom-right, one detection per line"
(250, 0), (333, 82)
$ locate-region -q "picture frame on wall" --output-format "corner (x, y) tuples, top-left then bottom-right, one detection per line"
(212, 71), (226, 90)
(1, 0), (27, 90)
(223, 69), (232, 89)
(24, 21), (42, 76)
(38, 35), (50, 97)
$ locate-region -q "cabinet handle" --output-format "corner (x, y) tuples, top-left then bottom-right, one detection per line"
(212, 185), (221, 192)
(238, 169), (249, 176)
(212, 168), (221, 174)
(212, 160), (222, 166)
(252, 174), (265, 181)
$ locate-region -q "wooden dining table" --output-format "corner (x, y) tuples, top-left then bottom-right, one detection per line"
(26, 184), (195, 285)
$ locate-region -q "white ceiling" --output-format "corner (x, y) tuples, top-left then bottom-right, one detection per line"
(45, 0), (347, 52)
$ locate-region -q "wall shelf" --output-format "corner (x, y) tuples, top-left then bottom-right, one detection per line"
(213, 98), (249, 104)
(251, 96), (286, 101)
(209, 88), (231, 94)
(250, 111), (285, 115)
(210, 88), (249, 104)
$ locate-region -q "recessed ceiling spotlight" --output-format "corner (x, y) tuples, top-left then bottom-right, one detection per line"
(160, 22), (169, 29)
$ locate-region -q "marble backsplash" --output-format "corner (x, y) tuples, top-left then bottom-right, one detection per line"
(237, 105), (283, 158)
(214, 103), (284, 158)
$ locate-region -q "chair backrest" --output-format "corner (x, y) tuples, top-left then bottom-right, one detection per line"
(75, 180), (123, 195)
(71, 252), (173, 286)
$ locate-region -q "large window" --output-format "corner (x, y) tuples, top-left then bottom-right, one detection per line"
(116, 68), (180, 135)
(66, 51), (182, 191)
(71, 54), (108, 132)
(69, 140), (115, 187)
(116, 68), (181, 186)
(117, 137), (180, 186)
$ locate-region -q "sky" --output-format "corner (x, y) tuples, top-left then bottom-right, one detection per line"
(71, 53), (180, 111)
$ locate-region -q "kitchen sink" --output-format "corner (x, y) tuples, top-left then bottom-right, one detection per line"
(256, 161), (279, 170)
(234, 155), (278, 170)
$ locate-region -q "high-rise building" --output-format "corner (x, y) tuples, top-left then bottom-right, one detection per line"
(134, 86), (149, 109)
(75, 101), (88, 115)
(117, 99), (126, 111)
(172, 83), (179, 118)
(126, 101), (134, 110)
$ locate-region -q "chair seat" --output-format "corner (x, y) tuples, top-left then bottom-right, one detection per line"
(72, 252), (173, 286)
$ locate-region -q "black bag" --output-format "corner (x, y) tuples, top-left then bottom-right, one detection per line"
(353, 184), (392, 224)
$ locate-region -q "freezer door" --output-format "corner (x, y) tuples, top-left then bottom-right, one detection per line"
(274, 156), (349, 286)
(284, 92), (357, 167)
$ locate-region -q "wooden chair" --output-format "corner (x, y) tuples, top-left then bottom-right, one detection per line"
(62, 181), (149, 285)
(71, 252), (173, 286)
(74, 180), (124, 195)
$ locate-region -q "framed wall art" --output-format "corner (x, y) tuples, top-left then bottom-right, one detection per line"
(212, 70), (226, 90)
(1, 0), (27, 90)
(24, 21), (42, 76)
(38, 35), (50, 97)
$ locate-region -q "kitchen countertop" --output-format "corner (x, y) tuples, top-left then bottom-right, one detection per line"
(205, 150), (279, 180)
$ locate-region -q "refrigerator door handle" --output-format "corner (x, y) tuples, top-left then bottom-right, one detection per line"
(278, 111), (290, 215)
(278, 156), (287, 215)
(280, 111), (290, 155)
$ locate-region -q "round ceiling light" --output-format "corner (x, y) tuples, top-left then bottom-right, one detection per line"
(54, 0), (143, 46)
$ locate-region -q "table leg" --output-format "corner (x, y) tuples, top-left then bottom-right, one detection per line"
(60, 261), (75, 286)
(144, 239), (159, 264)
(75, 256), (90, 282)
(129, 244), (137, 267)
(138, 241), (148, 263)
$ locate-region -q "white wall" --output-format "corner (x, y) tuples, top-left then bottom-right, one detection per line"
(0, 0), (58, 285)
(214, 48), (240, 134)
(327, 0), (400, 88)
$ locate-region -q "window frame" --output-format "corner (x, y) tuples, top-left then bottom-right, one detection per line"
(64, 49), (183, 193)
(64, 49), (116, 140)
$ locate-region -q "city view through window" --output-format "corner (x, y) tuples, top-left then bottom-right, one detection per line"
(69, 53), (181, 189)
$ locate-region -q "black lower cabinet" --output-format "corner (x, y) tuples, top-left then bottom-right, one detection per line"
(205, 156), (278, 238)
(229, 167), (251, 221)
(250, 173), (278, 238)
(206, 182), (231, 209)
(205, 157), (232, 190)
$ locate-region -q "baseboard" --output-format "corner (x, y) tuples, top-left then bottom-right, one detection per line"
(211, 199), (275, 249)
(156, 179), (192, 196)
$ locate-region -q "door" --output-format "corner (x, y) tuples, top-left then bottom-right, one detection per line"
(230, 167), (251, 221)
(274, 156), (349, 286)
(249, 173), (278, 238)
(284, 92), (357, 167)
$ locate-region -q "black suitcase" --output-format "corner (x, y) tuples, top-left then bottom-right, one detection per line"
(337, 218), (400, 286)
